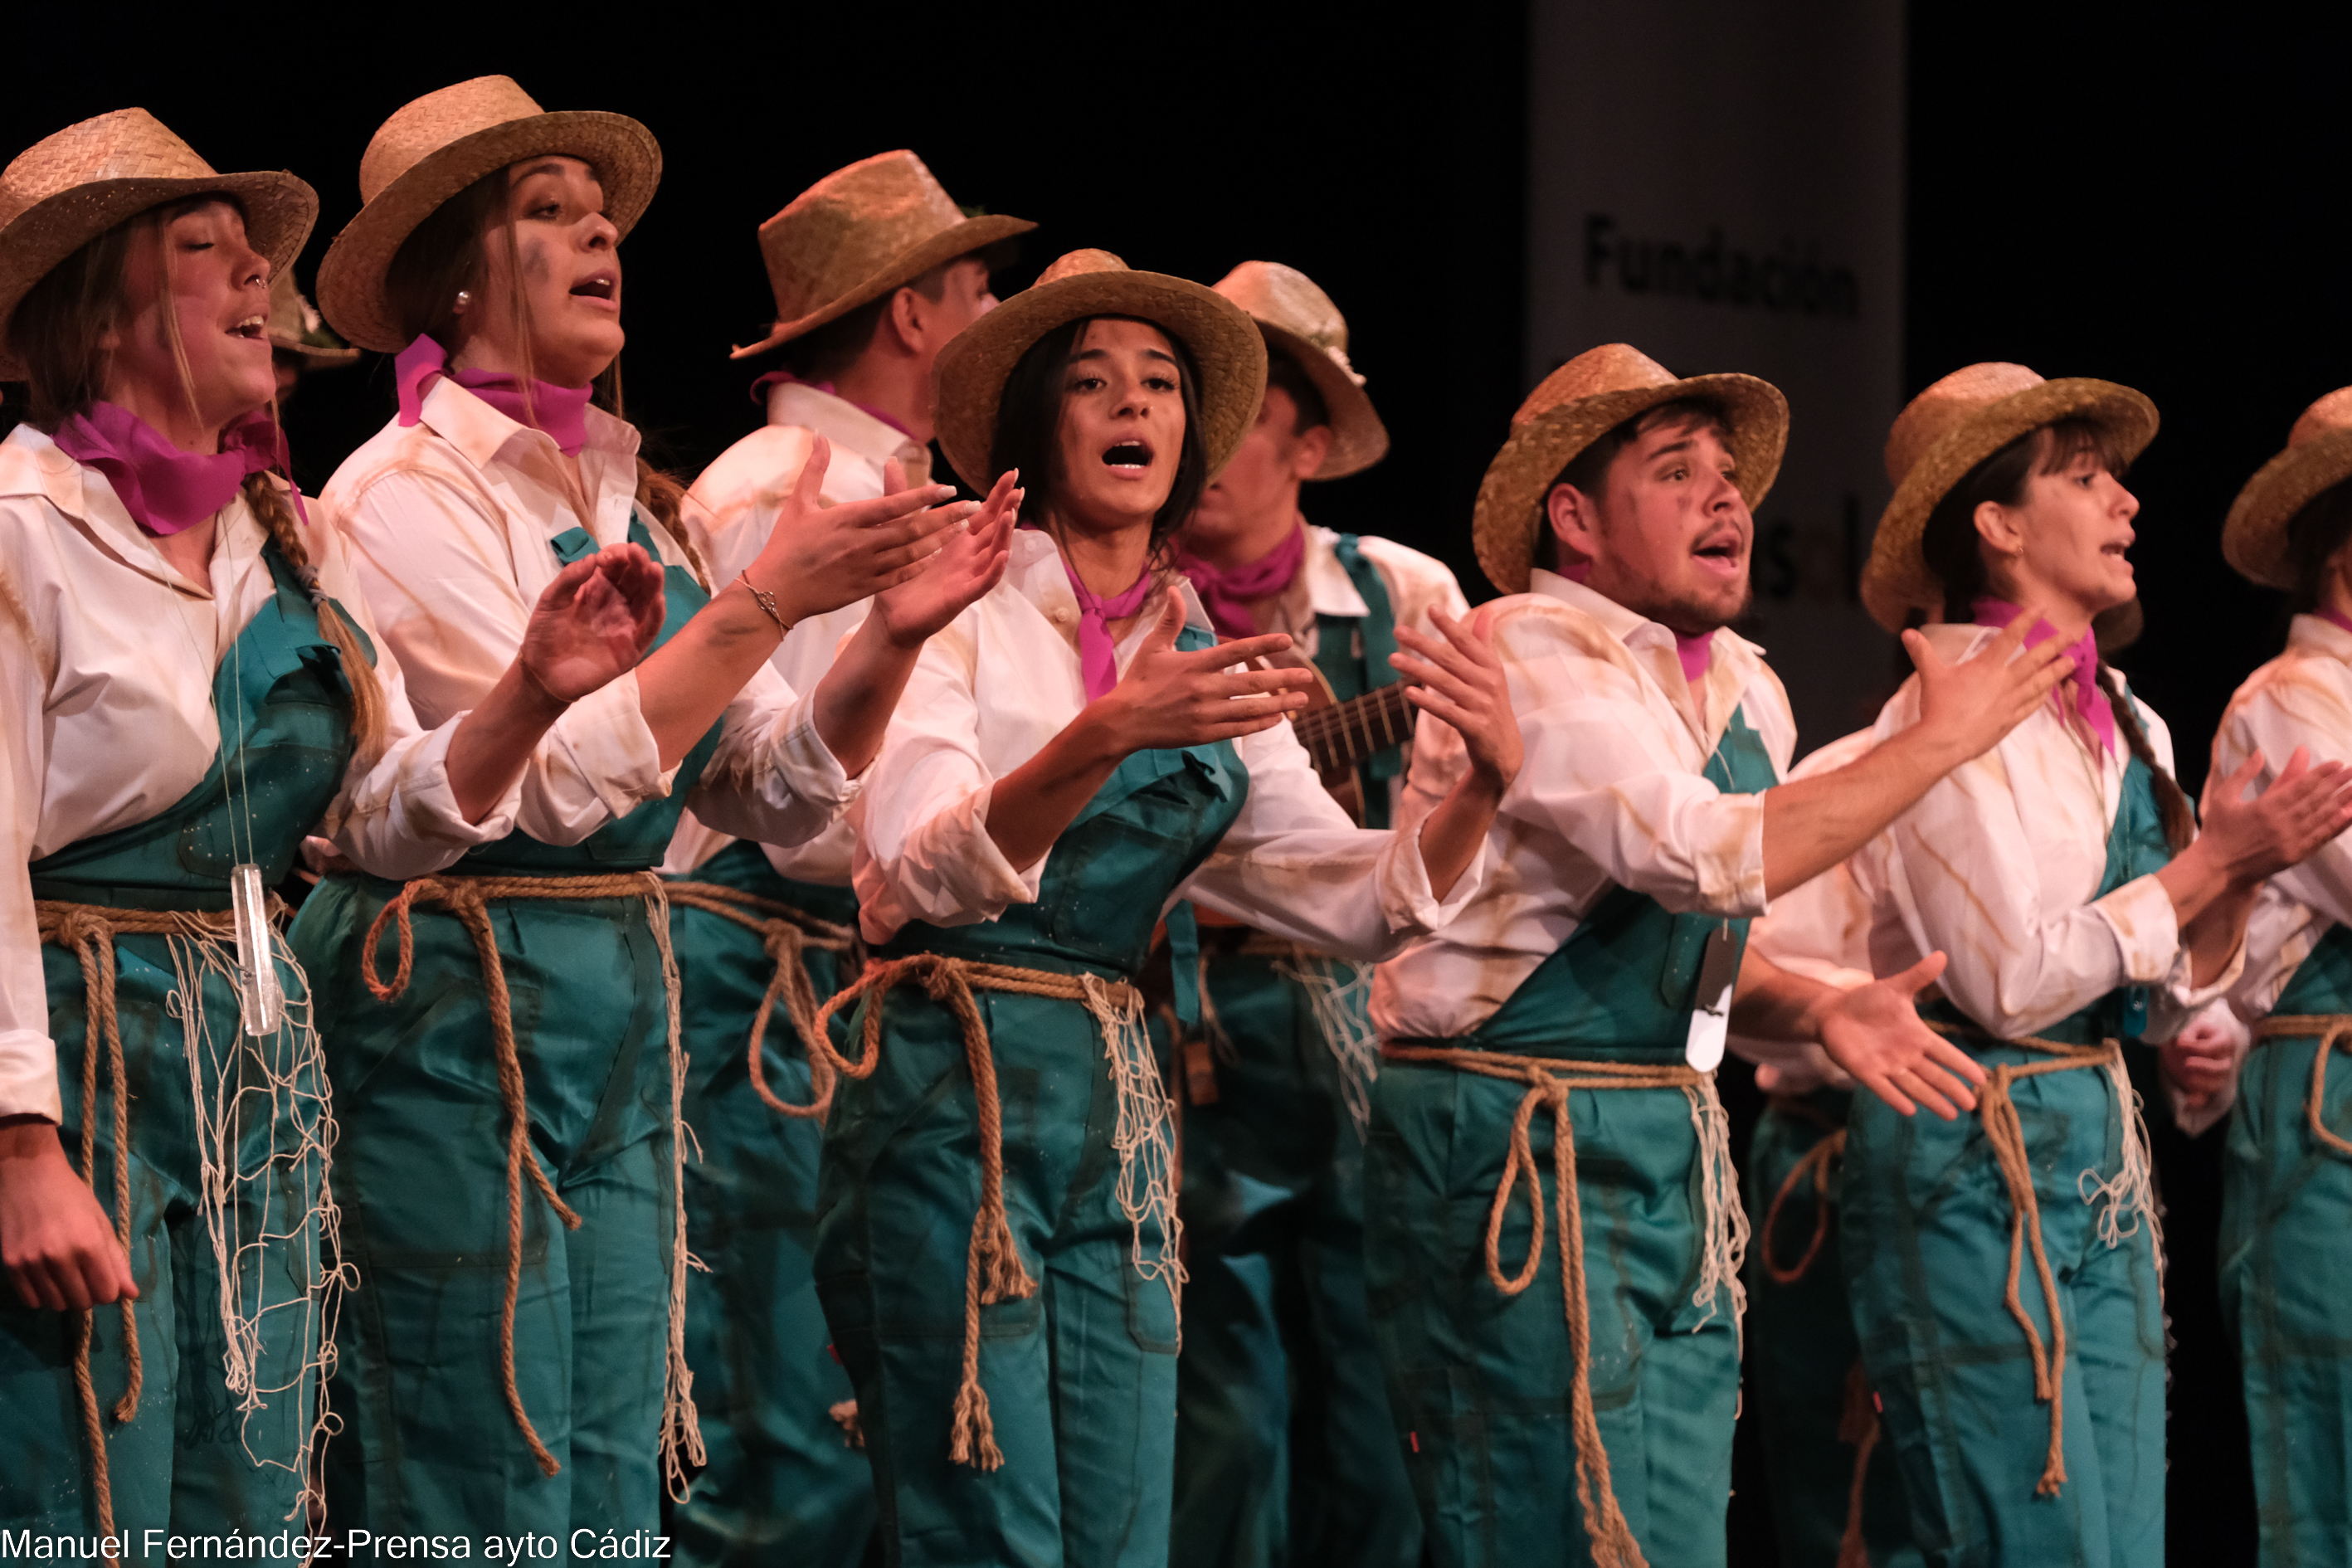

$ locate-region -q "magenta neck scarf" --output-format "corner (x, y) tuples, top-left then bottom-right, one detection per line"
(1971, 597), (2113, 754)
(52, 401), (284, 537)
(397, 334), (593, 456)
(1054, 545), (1157, 701)
(748, 370), (917, 441)
(2320, 606), (2352, 639)
(1174, 521), (1306, 640)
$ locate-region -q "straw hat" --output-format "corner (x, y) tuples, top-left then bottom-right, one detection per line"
(317, 75), (660, 353)
(265, 270), (357, 365)
(2222, 387), (2352, 590)
(729, 150), (1033, 361)
(0, 110), (316, 380)
(1212, 261), (1387, 480)
(1860, 363), (2157, 631)
(1471, 343), (1786, 595)
(930, 249), (1268, 493)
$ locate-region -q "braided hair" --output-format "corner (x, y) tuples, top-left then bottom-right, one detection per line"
(1916, 418), (2193, 852)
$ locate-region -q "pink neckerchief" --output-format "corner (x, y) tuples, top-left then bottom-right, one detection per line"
(1555, 558), (1715, 682)
(52, 401), (285, 537)
(1971, 597), (2114, 755)
(397, 334), (593, 456)
(748, 370), (917, 441)
(2319, 606), (2352, 638)
(1048, 538), (1157, 700)
(1174, 521), (1307, 640)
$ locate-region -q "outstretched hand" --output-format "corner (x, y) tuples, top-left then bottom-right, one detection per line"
(1090, 593), (1316, 755)
(519, 542), (666, 703)
(2198, 746), (2352, 888)
(1395, 606), (1521, 790)
(1814, 952), (1988, 1119)
(742, 436), (965, 623)
(871, 468), (1020, 648)
(1903, 616), (2075, 765)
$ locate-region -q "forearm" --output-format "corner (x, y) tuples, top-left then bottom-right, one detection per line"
(985, 709), (1127, 873)
(444, 661), (572, 822)
(2153, 841), (2231, 942)
(810, 615), (922, 779)
(635, 580), (784, 767)
(2180, 879), (2255, 988)
(1412, 767), (1504, 903)
(1728, 950), (1838, 1043)
(1761, 728), (1964, 898)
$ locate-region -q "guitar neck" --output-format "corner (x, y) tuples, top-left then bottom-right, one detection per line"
(1290, 681), (1418, 778)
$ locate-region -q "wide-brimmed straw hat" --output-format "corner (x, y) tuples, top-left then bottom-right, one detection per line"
(1861, 363), (2157, 631)
(730, 150), (1033, 362)
(1471, 343), (1786, 595)
(0, 109), (316, 380)
(930, 248), (1268, 494)
(265, 270), (357, 365)
(1212, 261), (1387, 480)
(2223, 387), (2352, 591)
(317, 75), (660, 353)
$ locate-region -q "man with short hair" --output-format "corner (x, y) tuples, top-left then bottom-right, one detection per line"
(660, 151), (1030, 1568)
(1361, 343), (2072, 1568)
(1166, 261), (1463, 1568)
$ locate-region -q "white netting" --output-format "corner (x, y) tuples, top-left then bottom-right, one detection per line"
(2080, 1053), (2165, 1277)
(1086, 976), (1185, 1327)
(1269, 952), (1383, 1139)
(1682, 1076), (1751, 1342)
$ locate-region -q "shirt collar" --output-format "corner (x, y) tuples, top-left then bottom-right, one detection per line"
(418, 374), (640, 475)
(767, 380), (928, 470)
(2290, 611), (2352, 660)
(0, 421), (266, 597)
(1299, 523), (1372, 618)
(1527, 566), (1764, 747)
(1006, 528), (1215, 642)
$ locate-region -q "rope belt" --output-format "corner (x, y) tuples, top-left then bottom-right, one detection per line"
(812, 953), (1157, 1472)
(663, 880), (856, 1119)
(35, 901), (236, 1565)
(1759, 1098), (1845, 1288)
(1380, 1043), (1737, 1568)
(1837, 1358), (1882, 1568)
(361, 871), (704, 1497)
(2252, 1014), (2352, 1157)
(1924, 1022), (2150, 1499)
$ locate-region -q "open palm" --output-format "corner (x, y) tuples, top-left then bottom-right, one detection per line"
(521, 543), (667, 702)
(872, 470), (1021, 647)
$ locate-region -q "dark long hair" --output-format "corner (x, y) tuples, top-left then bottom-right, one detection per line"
(989, 314), (1210, 574)
(2282, 479), (2352, 616)
(1917, 418), (2192, 850)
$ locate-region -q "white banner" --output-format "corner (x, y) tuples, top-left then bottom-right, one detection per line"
(1527, 0), (1905, 753)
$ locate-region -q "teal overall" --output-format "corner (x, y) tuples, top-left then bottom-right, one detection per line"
(1840, 755), (2169, 1567)
(2221, 919), (2352, 1566)
(816, 626), (1247, 1568)
(0, 546), (357, 1552)
(665, 842), (873, 1567)
(1364, 709), (1776, 1568)
(290, 519), (722, 1536)
(1172, 533), (1420, 1568)
(1747, 1086), (1919, 1568)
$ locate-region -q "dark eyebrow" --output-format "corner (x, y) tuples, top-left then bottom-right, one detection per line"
(514, 159), (575, 184)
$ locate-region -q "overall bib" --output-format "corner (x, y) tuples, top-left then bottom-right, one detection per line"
(665, 842), (871, 1567)
(1841, 757), (2169, 1568)
(291, 519), (723, 1537)
(1365, 710), (1775, 1568)
(1748, 1085), (1920, 1568)
(1173, 533), (1420, 1568)
(816, 633), (1246, 1568)
(1, 546), (358, 1553)
(2222, 919), (2352, 1567)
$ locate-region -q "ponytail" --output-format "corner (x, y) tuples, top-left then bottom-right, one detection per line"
(241, 470), (388, 767)
(2098, 659), (2194, 853)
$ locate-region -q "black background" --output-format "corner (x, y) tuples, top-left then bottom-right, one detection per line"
(8, 5), (2342, 1562)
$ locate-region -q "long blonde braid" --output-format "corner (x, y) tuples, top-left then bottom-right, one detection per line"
(241, 471), (388, 766)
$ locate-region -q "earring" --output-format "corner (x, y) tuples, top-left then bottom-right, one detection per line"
(454, 290), (473, 312)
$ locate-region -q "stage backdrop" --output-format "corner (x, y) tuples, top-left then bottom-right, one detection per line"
(1526, 0), (1904, 752)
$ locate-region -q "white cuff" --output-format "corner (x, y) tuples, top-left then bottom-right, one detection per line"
(0, 1030), (62, 1123)
(2093, 873), (2185, 985)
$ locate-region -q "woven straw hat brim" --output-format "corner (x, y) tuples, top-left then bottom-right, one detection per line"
(730, 212), (1036, 361)
(1471, 373), (1789, 596)
(930, 269), (1269, 494)
(317, 110), (660, 353)
(0, 171), (315, 380)
(2223, 429), (2352, 591)
(1259, 320), (1387, 480)
(1860, 378), (2157, 631)
(270, 333), (360, 365)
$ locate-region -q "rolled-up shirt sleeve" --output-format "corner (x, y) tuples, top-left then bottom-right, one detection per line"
(685, 662), (858, 850)
(0, 588), (57, 1121)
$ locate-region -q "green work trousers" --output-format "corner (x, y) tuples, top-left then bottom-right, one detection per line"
(1746, 1089), (1917, 1568)
(2220, 1025), (2352, 1567)
(1365, 1060), (1740, 1568)
(1842, 1049), (2165, 1566)
(0, 938), (320, 1554)
(816, 976), (1179, 1568)
(1171, 951), (1420, 1568)
(295, 874), (674, 1536)
(670, 850), (870, 1568)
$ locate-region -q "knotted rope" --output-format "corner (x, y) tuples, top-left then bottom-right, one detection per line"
(1925, 1021), (2156, 1499)
(1381, 1044), (1743, 1568)
(361, 871), (705, 1496)
(1836, 1358), (1882, 1568)
(662, 880), (855, 1119)
(2252, 1015), (2352, 1157)
(812, 952), (1173, 1471)
(1759, 1098), (1846, 1287)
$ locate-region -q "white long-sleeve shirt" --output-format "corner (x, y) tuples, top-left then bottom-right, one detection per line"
(661, 379), (924, 883)
(1370, 569), (1795, 1042)
(319, 377), (856, 857)
(1848, 621), (2223, 1044)
(0, 424), (524, 1122)
(852, 529), (1482, 956)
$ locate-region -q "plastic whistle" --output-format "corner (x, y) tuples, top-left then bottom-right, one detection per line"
(231, 863), (283, 1038)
